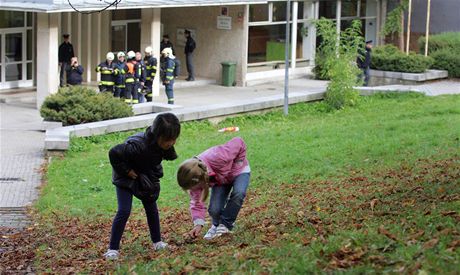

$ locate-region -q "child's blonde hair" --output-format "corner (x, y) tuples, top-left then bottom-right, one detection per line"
(177, 158), (209, 201)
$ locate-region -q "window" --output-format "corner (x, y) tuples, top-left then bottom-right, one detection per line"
(272, 2), (287, 22)
(249, 4), (269, 22)
(112, 9), (141, 20)
(319, 1), (337, 19)
(0, 11), (25, 28)
(342, 0), (358, 17)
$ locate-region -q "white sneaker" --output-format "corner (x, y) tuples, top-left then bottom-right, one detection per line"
(104, 249), (119, 260)
(153, 241), (168, 251)
(203, 225), (218, 240)
(215, 224), (230, 237)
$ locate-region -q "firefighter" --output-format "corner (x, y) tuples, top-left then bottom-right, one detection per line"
(95, 52), (118, 93)
(143, 46), (157, 102)
(124, 51), (138, 104)
(160, 47), (175, 105)
(135, 52), (146, 103)
(114, 52), (126, 98)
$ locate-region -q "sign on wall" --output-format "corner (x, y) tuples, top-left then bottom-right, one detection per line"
(176, 28), (196, 47)
(217, 16), (232, 30)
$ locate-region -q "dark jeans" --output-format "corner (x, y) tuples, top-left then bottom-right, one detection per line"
(109, 186), (161, 250)
(124, 82), (138, 103)
(186, 53), (194, 80)
(361, 67), (370, 86)
(59, 62), (69, 87)
(208, 173), (250, 230)
(99, 85), (114, 94)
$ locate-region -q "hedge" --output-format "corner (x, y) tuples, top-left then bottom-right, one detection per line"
(430, 49), (460, 78)
(371, 45), (433, 73)
(40, 86), (133, 126)
(419, 32), (460, 55)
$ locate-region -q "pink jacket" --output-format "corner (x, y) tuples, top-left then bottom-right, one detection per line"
(189, 137), (249, 226)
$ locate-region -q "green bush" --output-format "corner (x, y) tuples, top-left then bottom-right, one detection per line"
(371, 45), (433, 73)
(40, 86), (133, 126)
(430, 49), (460, 78)
(418, 32), (460, 54)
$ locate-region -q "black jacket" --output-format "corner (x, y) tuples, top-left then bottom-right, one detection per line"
(58, 42), (75, 63)
(108, 130), (178, 201)
(160, 41), (175, 55)
(66, 65), (84, 85)
(357, 48), (371, 69)
(185, 37), (196, 54)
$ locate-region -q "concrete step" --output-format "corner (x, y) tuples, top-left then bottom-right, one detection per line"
(0, 91), (37, 104)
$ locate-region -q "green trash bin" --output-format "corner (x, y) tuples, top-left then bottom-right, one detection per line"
(221, 61), (237, 87)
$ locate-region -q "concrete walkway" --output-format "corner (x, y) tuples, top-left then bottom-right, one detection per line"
(0, 101), (44, 228)
(1, 77), (459, 229)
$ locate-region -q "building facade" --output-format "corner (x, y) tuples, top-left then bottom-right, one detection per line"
(0, 0), (390, 108)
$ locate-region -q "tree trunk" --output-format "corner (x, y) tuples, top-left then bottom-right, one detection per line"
(399, 7), (405, 51)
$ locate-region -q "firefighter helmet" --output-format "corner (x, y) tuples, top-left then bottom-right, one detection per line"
(145, 46), (153, 55)
(106, 52), (115, 61)
(127, 51), (136, 59)
(161, 47), (173, 57)
(117, 51), (125, 58)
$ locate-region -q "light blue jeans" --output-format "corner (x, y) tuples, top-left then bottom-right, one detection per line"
(208, 173), (250, 230)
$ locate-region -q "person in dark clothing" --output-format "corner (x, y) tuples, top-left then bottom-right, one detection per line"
(96, 52), (118, 94)
(184, 30), (196, 81)
(65, 57), (84, 86)
(135, 52), (147, 103)
(160, 34), (175, 55)
(160, 48), (176, 105)
(58, 34), (75, 87)
(104, 113), (181, 260)
(143, 46), (158, 102)
(357, 40), (373, 86)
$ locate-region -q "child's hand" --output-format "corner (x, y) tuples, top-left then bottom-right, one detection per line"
(127, 169), (138, 179)
(188, 225), (203, 238)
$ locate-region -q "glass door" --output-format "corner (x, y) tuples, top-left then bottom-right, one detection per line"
(111, 20), (141, 53)
(4, 32), (23, 82)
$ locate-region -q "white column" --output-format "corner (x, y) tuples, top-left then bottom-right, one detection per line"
(306, 1), (318, 66)
(376, 0), (381, 46)
(380, 0), (387, 45)
(141, 8), (161, 97)
(85, 15), (92, 83)
(336, 0), (341, 35)
(291, 1), (298, 68)
(241, 4), (249, 86)
(36, 13), (59, 109)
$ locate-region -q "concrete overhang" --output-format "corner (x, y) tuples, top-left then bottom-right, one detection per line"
(0, 0), (268, 13)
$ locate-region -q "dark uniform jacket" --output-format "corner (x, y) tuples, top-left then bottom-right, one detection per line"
(144, 56), (158, 81)
(185, 37), (196, 54)
(95, 61), (118, 86)
(357, 48), (372, 69)
(65, 65), (84, 85)
(161, 57), (175, 84)
(58, 42), (74, 63)
(108, 130), (178, 201)
(160, 41), (175, 55)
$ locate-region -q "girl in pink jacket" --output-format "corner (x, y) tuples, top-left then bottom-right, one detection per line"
(177, 137), (250, 240)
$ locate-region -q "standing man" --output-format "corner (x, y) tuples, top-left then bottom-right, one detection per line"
(65, 57), (84, 86)
(160, 48), (175, 105)
(135, 52), (147, 103)
(184, 30), (196, 81)
(95, 52), (118, 94)
(58, 34), (75, 87)
(114, 52), (127, 98)
(160, 35), (175, 55)
(143, 46), (158, 102)
(357, 40), (372, 86)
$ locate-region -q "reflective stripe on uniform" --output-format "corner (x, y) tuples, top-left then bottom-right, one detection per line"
(166, 76), (174, 80)
(124, 99), (132, 103)
(147, 93), (153, 97)
(132, 99), (139, 104)
(125, 78), (135, 83)
(100, 81), (114, 85)
(146, 77), (151, 81)
(166, 69), (174, 72)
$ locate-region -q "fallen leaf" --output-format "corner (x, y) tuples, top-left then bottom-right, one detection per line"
(422, 238), (439, 249)
(409, 230), (425, 240)
(370, 199), (379, 211)
(378, 226), (398, 241)
(441, 211), (457, 216)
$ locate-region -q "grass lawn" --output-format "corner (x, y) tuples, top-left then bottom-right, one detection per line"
(3, 93), (459, 274)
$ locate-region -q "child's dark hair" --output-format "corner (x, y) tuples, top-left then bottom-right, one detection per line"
(146, 113), (180, 144)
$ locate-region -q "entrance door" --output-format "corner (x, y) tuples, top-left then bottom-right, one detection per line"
(0, 30), (33, 89)
(111, 20), (141, 53)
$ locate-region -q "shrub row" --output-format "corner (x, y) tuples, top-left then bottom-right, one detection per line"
(418, 32), (460, 54)
(370, 45), (433, 73)
(40, 86), (133, 126)
(430, 49), (460, 78)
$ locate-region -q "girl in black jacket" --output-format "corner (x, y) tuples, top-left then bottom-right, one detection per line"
(104, 113), (181, 260)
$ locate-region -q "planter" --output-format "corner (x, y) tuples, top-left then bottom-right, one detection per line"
(369, 69), (448, 86)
